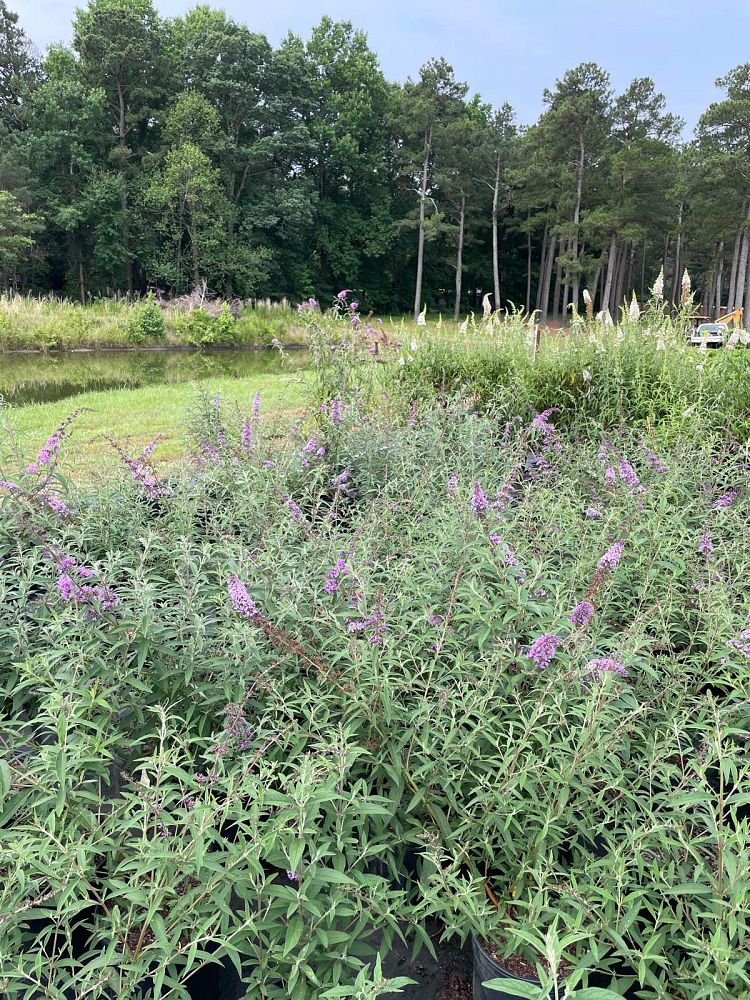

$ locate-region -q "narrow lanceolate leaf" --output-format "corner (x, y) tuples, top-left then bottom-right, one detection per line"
(482, 978), (544, 998)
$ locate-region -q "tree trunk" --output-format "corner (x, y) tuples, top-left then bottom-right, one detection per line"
(700, 263), (712, 317)
(602, 232), (618, 316)
(713, 242), (724, 317)
(539, 232), (556, 322)
(732, 199), (750, 311)
(491, 151), (501, 310)
(613, 243), (629, 318)
(640, 240), (647, 299)
(743, 244), (750, 320)
(79, 258), (86, 303)
(454, 194), (465, 322)
(525, 215), (532, 313)
(413, 126), (432, 321)
(570, 134), (585, 318)
(535, 223), (549, 313)
(670, 201), (684, 306)
(591, 262), (602, 310)
(552, 237), (564, 322)
(625, 243), (636, 302)
(727, 204), (745, 310)
(570, 240), (585, 316)
(190, 224), (200, 287)
(116, 79), (133, 295)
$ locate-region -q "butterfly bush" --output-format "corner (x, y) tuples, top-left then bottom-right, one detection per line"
(3, 365), (750, 1000)
(570, 600), (595, 628)
(26, 409), (85, 474)
(597, 540), (625, 572)
(527, 632), (562, 670)
(228, 574), (259, 618)
(586, 657), (628, 680)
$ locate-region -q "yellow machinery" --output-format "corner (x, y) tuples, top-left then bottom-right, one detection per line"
(716, 307), (744, 327)
(689, 307), (746, 347)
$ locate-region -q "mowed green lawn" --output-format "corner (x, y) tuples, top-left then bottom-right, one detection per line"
(4, 373), (309, 479)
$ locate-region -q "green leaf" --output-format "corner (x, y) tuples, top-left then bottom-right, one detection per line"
(284, 915), (304, 956)
(0, 759), (11, 799)
(570, 990), (629, 1000)
(482, 979), (543, 998)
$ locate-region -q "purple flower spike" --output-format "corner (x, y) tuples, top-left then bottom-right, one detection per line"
(531, 408), (561, 451)
(286, 498), (304, 523)
(527, 633), (561, 670)
(26, 409), (84, 474)
(471, 481), (489, 516)
(241, 417), (253, 450)
(644, 450), (669, 474)
(447, 472), (458, 496)
(570, 600), (595, 628)
(714, 489), (738, 510)
(729, 628), (750, 658)
(324, 555), (349, 594)
(586, 657), (628, 680)
(598, 540), (625, 572)
(228, 574), (259, 618)
(618, 461), (642, 492)
(699, 528), (714, 557)
(585, 507), (603, 520)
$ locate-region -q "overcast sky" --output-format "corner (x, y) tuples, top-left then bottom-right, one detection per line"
(17, 0), (750, 131)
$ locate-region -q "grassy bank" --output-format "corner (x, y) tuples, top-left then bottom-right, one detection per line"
(0, 293), (474, 352)
(4, 372), (307, 477)
(0, 295), (306, 351)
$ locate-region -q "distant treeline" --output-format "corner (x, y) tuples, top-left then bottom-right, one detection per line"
(1, 0), (750, 319)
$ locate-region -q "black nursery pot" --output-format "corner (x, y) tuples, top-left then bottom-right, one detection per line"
(472, 935), (552, 1000)
(184, 955), (246, 1000)
(135, 953), (246, 1000)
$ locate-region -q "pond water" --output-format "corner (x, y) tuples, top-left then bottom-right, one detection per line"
(0, 348), (310, 406)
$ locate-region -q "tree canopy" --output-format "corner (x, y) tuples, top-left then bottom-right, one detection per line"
(1, 0), (749, 320)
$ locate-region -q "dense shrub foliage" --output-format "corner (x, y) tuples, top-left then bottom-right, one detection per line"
(1, 333), (749, 999)
(387, 310), (750, 441)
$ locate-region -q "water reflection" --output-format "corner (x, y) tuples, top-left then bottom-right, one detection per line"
(0, 348), (309, 406)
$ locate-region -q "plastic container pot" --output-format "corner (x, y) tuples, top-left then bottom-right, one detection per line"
(472, 936), (552, 1000)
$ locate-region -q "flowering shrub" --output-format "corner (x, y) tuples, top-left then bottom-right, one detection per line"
(1, 380), (749, 997)
(385, 313), (750, 439)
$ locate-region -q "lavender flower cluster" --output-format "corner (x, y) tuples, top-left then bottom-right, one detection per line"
(569, 600), (595, 628)
(527, 632), (561, 670)
(531, 408), (562, 453)
(728, 628), (750, 658)
(26, 410), (84, 475)
(586, 657), (628, 680)
(324, 554), (349, 594)
(347, 599), (388, 646)
(228, 574), (260, 618)
(55, 554), (118, 616)
(110, 438), (170, 498)
(597, 540), (625, 573)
